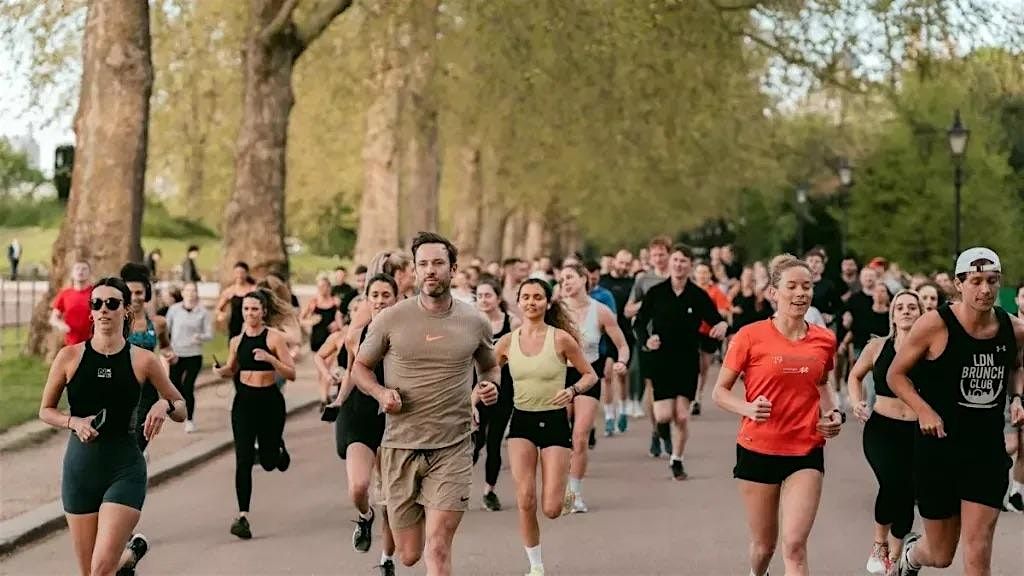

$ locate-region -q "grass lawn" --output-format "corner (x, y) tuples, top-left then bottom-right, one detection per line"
(0, 327), (231, 433)
(0, 227), (347, 283)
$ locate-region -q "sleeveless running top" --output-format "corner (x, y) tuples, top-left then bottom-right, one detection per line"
(336, 334), (349, 370)
(343, 326), (384, 415)
(872, 337), (898, 398)
(237, 329), (276, 372)
(228, 295), (245, 338)
(575, 299), (601, 363)
(311, 303), (337, 350)
(921, 304), (1017, 441)
(66, 341), (141, 438)
(508, 327), (566, 412)
(492, 312), (512, 342)
(127, 316), (157, 351)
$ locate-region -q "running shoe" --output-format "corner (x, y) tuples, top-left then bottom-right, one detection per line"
(571, 494), (589, 514)
(525, 566), (545, 576)
(691, 401), (702, 416)
(230, 516), (252, 540)
(1003, 487), (1023, 513)
(888, 532), (920, 576)
(378, 559), (396, 576)
(353, 509), (375, 552)
(866, 542), (891, 575)
(483, 490), (502, 511)
(277, 442), (291, 472)
(604, 418), (615, 437)
(616, 412), (628, 433)
(649, 434), (662, 458)
(115, 533), (149, 576)
(671, 459), (687, 481)
(561, 489), (575, 516)
(184, 420), (196, 433)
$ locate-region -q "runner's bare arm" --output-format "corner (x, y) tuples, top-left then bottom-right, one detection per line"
(598, 305), (630, 365)
(263, 331), (296, 381)
(847, 338), (882, 406)
(494, 333), (512, 368)
(888, 311), (942, 418)
(556, 329), (598, 393)
(214, 335), (241, 377)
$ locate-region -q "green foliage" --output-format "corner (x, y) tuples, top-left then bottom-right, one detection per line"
(0, 327), (52, 432)
(0, 137), (46, 193)
(0, 195), (62, 228)
(141, 200), (217, 239)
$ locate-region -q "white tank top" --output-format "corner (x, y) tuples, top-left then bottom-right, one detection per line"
(578, 298), (601, 364)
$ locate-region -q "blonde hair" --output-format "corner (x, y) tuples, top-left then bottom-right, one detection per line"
(368, 250), (412, 278)
(768, 253), (811, 288)
(886, 289), (922, 339)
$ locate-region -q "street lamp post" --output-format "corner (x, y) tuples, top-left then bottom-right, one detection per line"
(948, 109), (970, 256)
(796, 186), (808, 256)
(836, 157), (854, 256)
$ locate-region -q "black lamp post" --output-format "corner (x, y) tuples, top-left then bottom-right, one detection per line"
(947, 109), (970, 256)
(836, 157), (853, 256)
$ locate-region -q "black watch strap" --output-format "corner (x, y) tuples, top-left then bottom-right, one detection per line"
(165, 400), (175, 415)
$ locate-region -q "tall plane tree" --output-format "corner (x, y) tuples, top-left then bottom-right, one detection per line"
(26, 0), (152, 356)
(220, 0), (352, 281)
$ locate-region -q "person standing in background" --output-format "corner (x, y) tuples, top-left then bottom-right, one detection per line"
(50, 260), (94, 347)
(7, 238), (22, 280)
(181, 245), (201, 283)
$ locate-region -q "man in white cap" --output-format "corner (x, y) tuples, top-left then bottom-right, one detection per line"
(887, 247), (1024, 576)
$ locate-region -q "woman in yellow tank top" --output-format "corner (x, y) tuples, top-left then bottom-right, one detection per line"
(494, 279), (597, 576)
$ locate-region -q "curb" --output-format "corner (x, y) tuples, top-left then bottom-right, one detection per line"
(0, 374), (224, 454)
(0, 396), (319, 556)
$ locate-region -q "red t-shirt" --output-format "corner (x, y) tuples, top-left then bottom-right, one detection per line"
(723, 319), (836, 456)
(53, 285), (93, 346)
(699, 284), (731, 336)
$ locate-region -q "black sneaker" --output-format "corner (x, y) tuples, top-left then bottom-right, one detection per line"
(483, 491), (501, 511)
(277, 442), (291, 472)
(889, 532), (921, 576)
(353, 509), (374, 552)
(691, 401), (702, 416)
(649, 434), (662, 458)
(1004, 489), (1024, 513)
(671, 459), (688, 481)
(378, 559), (396, 576)
(115, 533), (149, 576)
(230, 516), (252, 540)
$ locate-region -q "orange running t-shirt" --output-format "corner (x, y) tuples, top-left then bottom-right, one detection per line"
(723, 319), (837, 456)
(699, 284), (731, 336)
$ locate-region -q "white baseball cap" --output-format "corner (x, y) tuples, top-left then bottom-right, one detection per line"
(954, 247), (1001, 275)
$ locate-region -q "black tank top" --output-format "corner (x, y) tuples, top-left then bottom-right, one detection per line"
(66, 341), (141, 438)
(237, 329), (276, 372)
(921, 304), (1017, 441)
(345, 326), (384, 415)
(337, 336), (349, 370)
(492, 313), (512, 342)
(872, 337), (898, 398)
(311, 304), (337, 344)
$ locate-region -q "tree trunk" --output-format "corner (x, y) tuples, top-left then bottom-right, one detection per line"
(524, 212), (545, 260)
(220, 1), (299, 282)
(397, 0), (440, 246)
(353, 5), (402, 266)
(502, 209), (527, 260)
(183, 81), (208, 217)
(477, 174), (506, 265)
(26, 0), (153, 357)
(450, 143), (482, 259)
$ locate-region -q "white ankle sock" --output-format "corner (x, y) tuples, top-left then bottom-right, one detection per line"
(569, 477), (581, 493)
(616, 399), (624, 414)
(603, 404), (615, 420)
(381, 551), (393, 564)
(1013, 479), (1024, 493)
(358, 507), (373, 521)
(525, 544), (543, 568)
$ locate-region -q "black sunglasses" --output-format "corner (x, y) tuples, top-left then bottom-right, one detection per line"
(90, 297), (124, 311)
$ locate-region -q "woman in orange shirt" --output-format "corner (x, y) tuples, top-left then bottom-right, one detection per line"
(712, 254), (844, 576)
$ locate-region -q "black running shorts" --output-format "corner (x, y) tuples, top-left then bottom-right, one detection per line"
(507, 408), (572, 449)
(914, 434), (1010, 519)
(733, 444), (824, 485)
(565, 359), (603, 401)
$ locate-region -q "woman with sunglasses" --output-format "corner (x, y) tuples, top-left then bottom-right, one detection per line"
(213, 287), (297, 540)
(847, 290), (924, 574)
(39, 277), (186, 576)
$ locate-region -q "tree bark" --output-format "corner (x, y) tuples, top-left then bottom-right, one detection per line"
(524, 212), (545, 260)
(502, 209), (528, 260)
(450, 143), (482, 259)
(27, 0), (153, 357)
(476, 170), (506, 264)
(397, 0), (440, 246)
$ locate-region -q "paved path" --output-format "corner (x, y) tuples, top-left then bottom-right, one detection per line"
(3, 384), (1022, 575)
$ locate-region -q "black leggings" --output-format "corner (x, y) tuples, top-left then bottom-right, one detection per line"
(863, 412), (916, 539)
(473, 381), (513, 487)
(232, 384), (286, 512)
(169, 355), (202, 420)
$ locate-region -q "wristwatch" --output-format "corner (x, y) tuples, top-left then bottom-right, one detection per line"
(832, 409), (846, 424)
(1010, 393), (1022, 404)
(165, 400), (175, 415)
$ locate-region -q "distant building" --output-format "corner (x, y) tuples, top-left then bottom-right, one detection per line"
(7, 134), (41, 170)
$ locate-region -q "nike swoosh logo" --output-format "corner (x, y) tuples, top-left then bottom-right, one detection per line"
(460, 496), (470, 502)
(426, 335), (445, 342)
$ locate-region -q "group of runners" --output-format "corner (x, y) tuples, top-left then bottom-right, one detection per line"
(38, 231), (1023, 576)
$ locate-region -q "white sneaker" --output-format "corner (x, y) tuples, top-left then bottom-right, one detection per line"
(571, 494), (589, 514)
(866, 542), (889, 574)
(525, 565), (544, 576)
(184, 420), (197, 434)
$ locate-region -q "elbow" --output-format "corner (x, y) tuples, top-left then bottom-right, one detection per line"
(711, 385), (724, 408)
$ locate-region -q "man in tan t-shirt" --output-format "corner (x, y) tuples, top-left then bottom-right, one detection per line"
(353, 231), (500, 576)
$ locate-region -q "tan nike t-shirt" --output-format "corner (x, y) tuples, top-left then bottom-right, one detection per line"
(357, 296), (494, 449)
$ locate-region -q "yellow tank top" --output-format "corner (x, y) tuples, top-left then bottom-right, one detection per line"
(508, 326), (567, 412)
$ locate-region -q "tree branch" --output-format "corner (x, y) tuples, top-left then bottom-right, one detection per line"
(259, 0), (300, 44)
(294, 0), (353, 54)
